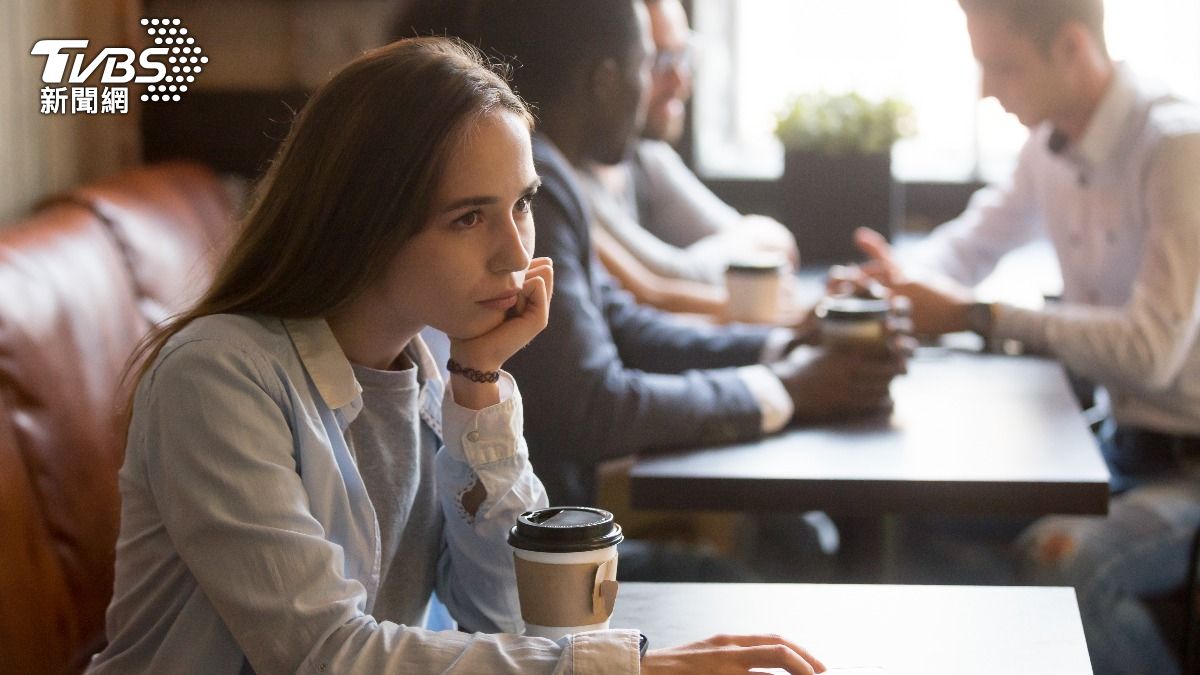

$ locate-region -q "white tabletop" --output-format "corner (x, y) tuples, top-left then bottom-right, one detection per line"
(611, 581), (1093, 675)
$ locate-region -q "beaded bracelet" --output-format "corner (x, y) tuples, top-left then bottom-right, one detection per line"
(446, 358), (500, 383)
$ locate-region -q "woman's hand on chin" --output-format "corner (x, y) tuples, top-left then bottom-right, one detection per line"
(449, 257), (554, 374)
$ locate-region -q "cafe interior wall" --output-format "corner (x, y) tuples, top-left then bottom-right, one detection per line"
(1, 0), (403, 225)
(1, 0), (139, 225)
(138, 0), (403, 176)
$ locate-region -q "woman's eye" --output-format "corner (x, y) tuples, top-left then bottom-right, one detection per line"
(452, 210), (481, 229)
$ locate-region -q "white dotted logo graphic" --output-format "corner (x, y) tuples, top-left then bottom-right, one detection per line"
(140, 18), (206, 103)
(31, 17), (207, 114)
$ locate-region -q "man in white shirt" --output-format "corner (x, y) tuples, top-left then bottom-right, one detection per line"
(849, 1), (1200, 673)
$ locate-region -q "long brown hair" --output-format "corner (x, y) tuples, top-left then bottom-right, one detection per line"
(125, 37), (532, 405)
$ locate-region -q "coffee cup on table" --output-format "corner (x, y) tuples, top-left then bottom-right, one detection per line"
(508, 506), (624, 640)
(725, 254), (787, 324)
(817, 296), (890, 351)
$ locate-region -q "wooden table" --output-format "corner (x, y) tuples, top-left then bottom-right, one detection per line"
(611, 582), (1094, 674)
(631, 351), (1110, 517)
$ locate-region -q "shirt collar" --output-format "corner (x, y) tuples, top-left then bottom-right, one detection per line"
(283, 318), (446, 427)
(1054, 63), (1138, 169)
(405, 335), (443, 389)
(283, 317), (361, 413)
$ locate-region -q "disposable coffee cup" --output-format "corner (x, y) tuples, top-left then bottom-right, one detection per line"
(725, 255), (786, 323)
(818, 296), (890, 348)
(508, 507), (624, 640)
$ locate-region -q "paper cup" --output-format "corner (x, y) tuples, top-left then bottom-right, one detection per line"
(508, 507), (624, 641)
(726, 257), (786, 323)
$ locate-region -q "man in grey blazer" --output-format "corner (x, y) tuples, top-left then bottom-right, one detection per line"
(398, 0), (905, 506)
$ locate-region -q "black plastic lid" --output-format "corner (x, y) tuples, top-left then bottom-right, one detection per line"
(726, 260), (785, 274)
(819, 296), (890, 321)
(508, 507), (625, 553)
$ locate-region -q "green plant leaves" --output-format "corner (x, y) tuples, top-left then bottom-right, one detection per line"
(774, 91), (915, 155)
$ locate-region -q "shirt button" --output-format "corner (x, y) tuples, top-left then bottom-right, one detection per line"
(467, 431), (480, 442)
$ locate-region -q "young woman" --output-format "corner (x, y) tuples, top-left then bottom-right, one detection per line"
(87, 37), (825, 674)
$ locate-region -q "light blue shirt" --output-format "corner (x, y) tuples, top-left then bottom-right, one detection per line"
(87, 313), (639, 674)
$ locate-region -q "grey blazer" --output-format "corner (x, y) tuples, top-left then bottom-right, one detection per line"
(504, 134), (769, 505)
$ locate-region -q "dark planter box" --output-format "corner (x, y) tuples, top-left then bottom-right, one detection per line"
(780, 150), (901, 265)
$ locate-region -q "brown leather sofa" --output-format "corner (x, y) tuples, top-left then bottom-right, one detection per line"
(0, 163), (235, 675)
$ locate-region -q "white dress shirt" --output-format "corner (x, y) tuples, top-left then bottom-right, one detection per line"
(87, 313), (640, 674)
(906, 65), (1200, 434)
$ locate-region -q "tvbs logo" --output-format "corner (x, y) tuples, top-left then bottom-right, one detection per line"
(32, 40), (169, 85)
(32, 18), (205, 113)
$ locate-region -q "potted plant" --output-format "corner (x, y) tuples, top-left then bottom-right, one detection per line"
(774, 91), (914, 263)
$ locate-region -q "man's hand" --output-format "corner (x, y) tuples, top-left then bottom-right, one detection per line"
(770, 341), (905, 424)
(827, 227), (976, 337)
(742, 214), (801, 268)
(853, 226), (902, 285)
(888, 276), (974, 336)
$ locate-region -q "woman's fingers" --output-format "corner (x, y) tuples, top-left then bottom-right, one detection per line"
(520, 275), (549, 328)
(716, 633), (826, 671)
(731, 645), (818, 674)
(642, 634), (826, 674)
(508, 259), (553, 320)
(452, 270), (551, 371)
(525, 257), (554, 304)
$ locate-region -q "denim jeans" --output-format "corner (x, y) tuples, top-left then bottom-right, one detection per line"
(1017, 420), (1200, 675)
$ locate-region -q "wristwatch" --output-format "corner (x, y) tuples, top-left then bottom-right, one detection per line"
(966, 301), (995, 338)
